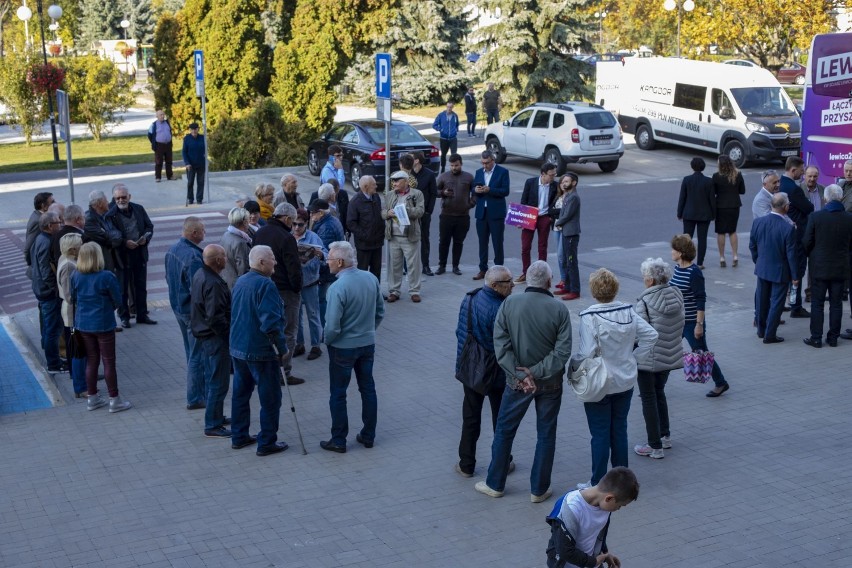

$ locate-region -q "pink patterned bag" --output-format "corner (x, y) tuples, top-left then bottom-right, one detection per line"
(683, 350), (714, 383)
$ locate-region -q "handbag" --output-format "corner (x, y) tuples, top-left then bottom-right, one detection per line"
(68, 328), (86, 359)
(569, 316), (609, 403)
(455, 289), (499, 395)
(683, 350), (714, 383)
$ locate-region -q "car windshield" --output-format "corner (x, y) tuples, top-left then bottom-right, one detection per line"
(730, 87), (797, 118)
(575, 111), (617, 129)
(361, 123), (426, 144)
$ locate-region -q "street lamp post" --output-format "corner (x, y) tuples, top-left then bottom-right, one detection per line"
(594, 10), (608, 50)
(663, 0), (694, 58)
(16, 2), (31, 48)
(120, 20), (131, 75)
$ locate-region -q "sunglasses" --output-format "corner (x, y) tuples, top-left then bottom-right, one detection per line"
(293, 222), (306, 227)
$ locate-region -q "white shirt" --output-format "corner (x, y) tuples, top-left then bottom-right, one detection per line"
(483, 168), (494, 208)
(560, 490), (610, 555)
(537, 177), (550, 215)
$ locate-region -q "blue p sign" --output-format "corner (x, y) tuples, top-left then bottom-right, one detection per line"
(194, 50), (204, 81)
(376, 53), (391, 99)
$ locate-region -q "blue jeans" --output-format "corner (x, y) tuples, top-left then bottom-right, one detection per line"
(231, 357), (282, 449)
(176, 313), (205, 406)
(584, 388), (633, 485)
(297, 285), (322, 347)
(200, 335), (231, 431)
(39, 296), (63, 368)
(71, 356), (87, 395)
(562, 234), (580, 294)
(318, 282), (330, 328)
(682, 321), (727, 388)
(328, 344), (377, 446)
(486, 384), (562, 495)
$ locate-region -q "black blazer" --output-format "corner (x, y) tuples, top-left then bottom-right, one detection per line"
(677, 172), (716, 221)
(712, 172), (745, 209)
(802, 203), (852, 281)
(780, 175), (814, 242)
(520, 176), (558, 213)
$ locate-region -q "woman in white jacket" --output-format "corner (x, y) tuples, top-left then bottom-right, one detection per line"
(576, 268), (658, 488)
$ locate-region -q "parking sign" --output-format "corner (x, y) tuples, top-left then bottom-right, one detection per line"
(194, 50), (204, 81)
(376, 53), (391, 99)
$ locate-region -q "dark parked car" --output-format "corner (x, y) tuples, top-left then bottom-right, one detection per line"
(775, 62), (806, 85)
(307, 120), (440, 190)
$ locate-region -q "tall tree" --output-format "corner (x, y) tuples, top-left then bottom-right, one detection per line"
(150, 12), (182, 112)
(78, 0), (120, 50)
(472, 0), (593, 112)
(123, 0), (156, 44)
(605, 0), (673, 54)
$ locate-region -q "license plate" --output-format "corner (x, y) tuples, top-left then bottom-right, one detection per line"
(593, 139), (610, 146)
(781, 150), (798, 157)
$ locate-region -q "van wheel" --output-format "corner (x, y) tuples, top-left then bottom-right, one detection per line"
(723, 140), (747, 168)
(486, 137), (507, 164)
(544, 147), (565, 175)
(635, 124), (655, 150)
(598, 160), (619, 173)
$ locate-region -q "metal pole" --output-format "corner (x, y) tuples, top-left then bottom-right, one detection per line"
(676, 4), (682, 58)
(36, 0), (59, 162)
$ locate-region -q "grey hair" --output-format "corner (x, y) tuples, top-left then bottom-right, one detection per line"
(318, 183), (335, 201)
(329, 241), (356, 267)
(235, 194), (251, 206)
(640, 257), (673, 285)
(824, 184), (843, 203)
(228, 207), (249, 226)
(273, 202), (297, 219)
(359, 175), (376, 190)
(481, 150), (495, 161)
(484, 265), (511, 285)
(65, 204), (84, 224)
(249, 244), (273, 268)
(526, 260), (552, 289)
(111, 183), (128, 195)
(88, 190), (106, 207)
(39, 211), (58, 230)
(845, 159), (852, 167)
(47, 202), (65, 217)
(280, 173), (296, 186)
(59, 232), (83, 257)
(771, 192), (789, 209)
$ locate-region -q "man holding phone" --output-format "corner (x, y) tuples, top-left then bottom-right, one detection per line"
(472, 150), (510, 281)
(321, 145), (346, 188)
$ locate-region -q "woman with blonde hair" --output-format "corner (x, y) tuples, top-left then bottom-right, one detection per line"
(57, 233), (87, 397)
(712, 155), (746, 267)
(70, 242), (132, 413)
(254, 182), (276, 220)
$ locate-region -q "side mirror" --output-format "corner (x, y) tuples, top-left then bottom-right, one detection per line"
(720, 108), (734, 120)
(503, 120), (510, 127)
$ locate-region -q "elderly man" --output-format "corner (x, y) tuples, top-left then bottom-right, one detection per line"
(25, 192), (55, 278)
(779, 156), (813, 318)
(309, 199), (344, 328)
(347, 175), (385, 281)
(51, 204), (84, 266)
(311, 179), (350, 235)
(455, 265), (515, 477)
(254, 202), (304, 385)
(382, 170), (425, 302)
(752, 170), (781, 219)
(475, 261), (572, 502)
(165, 216), (207, 408)
(191, 244), (232, 438)
(749, 193), (799, 344)
(230, 245), (289, 456)
(108, 184), (156, 327)
(801, 166), (825, 213)
(276, 174), (305, 209)
(220, 207), (252, 289)
(472, 150), (510, 280)
(84, 190), (123, 274)
(147, 109), (173, 182)
(320, 241), (384, 453)
(802, 185), (852, 347)
(31, 211), (64, 372)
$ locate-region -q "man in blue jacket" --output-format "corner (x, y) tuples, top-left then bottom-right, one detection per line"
(778, 156), (812, 318)
(472, 150), (510, 281)
(182, 122), (206, 205)
(432, 102), (459, 173)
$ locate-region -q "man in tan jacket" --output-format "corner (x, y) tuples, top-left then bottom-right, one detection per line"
(381, 171), (425, 302)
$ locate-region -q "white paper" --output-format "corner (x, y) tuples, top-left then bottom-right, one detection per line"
(394, 204), (410, 226)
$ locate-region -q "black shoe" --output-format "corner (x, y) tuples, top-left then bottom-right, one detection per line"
(293, 344), (306, 357)
(423, 267), (434, 276)
(452, 267), (462, 275)
(186, 200), (193, 207)
(204, 426), (232, 438)
(320, 440), (346, 453)
(827, 338), (838, 347)
(763, 336), (784, 344)
(757, 332), (765, 339)
(706, 383), (730, 398)
(790, 308), (810, 318)
(282, 376), (305, 385)
(307, 347), (322, 360)
(121, 318), (131, 328)
(223, 416), (232, 425)
(782, 306), (791, 312)
(356, 433), (374, 448)
(136, 317), (158, 325)
(435, 266), (446, 275)
(197, 199), (203, 205)
(231, 435), (257, 450)
(47, 363), (69, 373)
(256, 441), (289, 456)
(186, 402), (206, 410)
(803, 337), (822, 348)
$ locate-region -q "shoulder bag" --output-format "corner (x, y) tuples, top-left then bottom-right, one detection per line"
(455, 289), (499, 395)
(569, 315), (609, 403)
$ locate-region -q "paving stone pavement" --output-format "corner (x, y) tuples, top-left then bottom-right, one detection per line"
(1, 238), (851, 568)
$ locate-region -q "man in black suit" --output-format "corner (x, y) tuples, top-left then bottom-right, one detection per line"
(749, 193), (799, 344)
(411, 151), (438, 276)
(802, 185), (852, 347)
(516, 162), (558, 283)
(779, 156), (812, 318)
(677, 157), (716, 268)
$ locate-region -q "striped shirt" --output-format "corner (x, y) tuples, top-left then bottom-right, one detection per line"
(670, 264), (705, 323)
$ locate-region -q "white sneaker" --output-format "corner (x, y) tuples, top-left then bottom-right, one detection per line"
(531, 488), (552, 503)
(474, 481), (504, 498)
(634, 444), (664, 459)
(87, 394), (107, 411)
(108, 396), (132, 413)
(576, 481), (592, 490)
(661, 435), (672, 449)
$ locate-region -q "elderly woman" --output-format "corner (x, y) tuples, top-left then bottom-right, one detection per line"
(254, 182), (276, 220)
(576, 268), (657, 488)
(57, 233), (87, 397)
(292, 208), (327, 360)
(671, 234), (730, 397)
(316, 183), (339, 218)
(70, 242), (132, 413)
(220, 207), (252, 289)
(633, 258), (684, 459)
(712, 155), (746, 267)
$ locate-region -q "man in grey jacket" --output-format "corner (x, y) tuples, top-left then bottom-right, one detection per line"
(475, 261), (572, 503)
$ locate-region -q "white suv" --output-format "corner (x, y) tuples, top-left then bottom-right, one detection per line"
(484, 102), (624, 173)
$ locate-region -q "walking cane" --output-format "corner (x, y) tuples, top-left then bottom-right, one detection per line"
(269, 336), (308, 455)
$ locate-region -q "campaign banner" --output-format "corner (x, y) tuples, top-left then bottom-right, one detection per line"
(810, 33), (852, 99)
(505, 203), (538, 230)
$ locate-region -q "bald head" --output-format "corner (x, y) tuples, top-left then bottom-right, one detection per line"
(202, 244), (226, 273)
(183, 216), (206, 244)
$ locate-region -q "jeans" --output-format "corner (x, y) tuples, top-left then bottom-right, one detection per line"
(439, 138), (458, 172)
(318, 282), (330, 327)
(39, 296), (63, 368)
(583, 388), (633, 485)
(186, 164), (206, 202)
(231, 357), (282, 449)
(297, 284), (322, 347)
(682, 321), (727, 388)
(476, 217), (505, 272)
(458, 382), (506, 474)
(279, 290), (300, 377)
(200, 335), (231, 431)
(80, 331), (118, 397)
(810, 278), (844, 341)
(438, 215), (470, 268)
(176, 313), (205, 406)
(556, 234), (567, 282)
(466, 112), (476, 135)
(420, 211), (433, 269)
(520, 215), (552, 273)
(562, 234), (580, 294)
(682, 220), (710, 266)
(636, 371), (670, 450)
(328, 344), (378, 446)
(356, 247), (382, 282)
(154, 141), (173, 180)
(486, 384), (562, 495)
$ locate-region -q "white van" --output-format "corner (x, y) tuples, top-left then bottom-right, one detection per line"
(595, 57), (801, 167)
